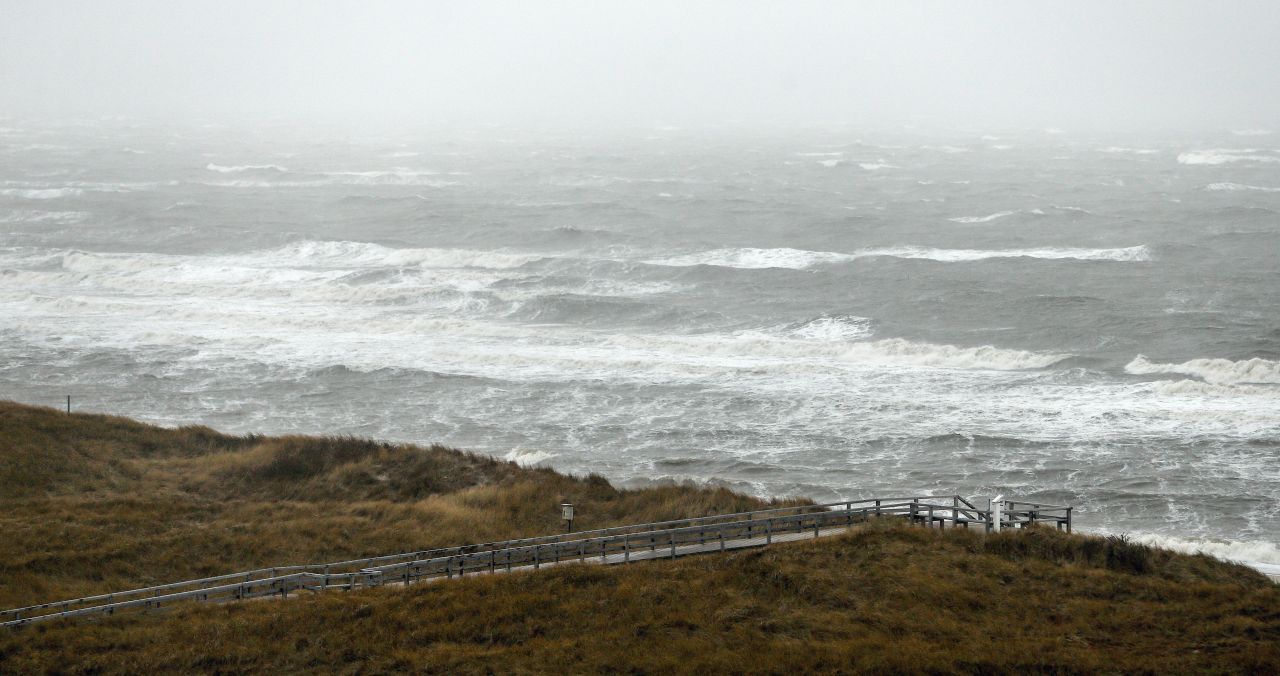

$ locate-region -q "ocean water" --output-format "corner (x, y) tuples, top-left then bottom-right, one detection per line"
(2, 122), (1278, 573)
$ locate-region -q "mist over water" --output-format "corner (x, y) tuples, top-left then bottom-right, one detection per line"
(2, 121), (1278, 570)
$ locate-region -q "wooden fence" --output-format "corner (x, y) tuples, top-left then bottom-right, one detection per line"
(1, 495), (1071, 628)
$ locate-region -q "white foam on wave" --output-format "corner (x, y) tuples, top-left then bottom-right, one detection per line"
(1177, 149), (1280, 165)
(859, 161), (894, 170)
(949, 210), (1017, 223)
(208, 177), (457, 189)
(649, 245), (1151, 269)
(322, 169), (440, 179)
(1124, 532), (1280, 570)
(0, 210), (87, 223)
(260, 240), (542, 270)
(205, 163), (288, 173)
(203, 167), (456, 188)
(1127, 355), (1280, 385)
(650, 247), (848, 269)
(785, 315), (873, 342)
(1206, 182), (1280, 193)
(1151, 379), (1280, 398)
(504, 448), (557, 467)
(1099, 146), (1159, 155)
(556, 331), (1070, 378)
(0, 187), (83, 199)
(841, 338), (1066, 370)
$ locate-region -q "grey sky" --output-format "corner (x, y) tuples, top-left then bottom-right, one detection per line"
(2, 0), (1277, 130)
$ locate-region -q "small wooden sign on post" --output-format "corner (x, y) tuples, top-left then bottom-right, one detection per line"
(561, 503), (574, 533)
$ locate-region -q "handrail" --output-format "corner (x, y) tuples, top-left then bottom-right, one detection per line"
(2, 495), (1072, 628)
(1, 496), (955, 620)
(363, 502), (929, 575)
(0, 501), (831, 620)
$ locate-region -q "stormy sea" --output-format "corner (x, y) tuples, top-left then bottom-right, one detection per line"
(2, 121), (1277, 574)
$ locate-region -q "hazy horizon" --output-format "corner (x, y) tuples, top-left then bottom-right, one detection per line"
(2, 1), (1278, 133)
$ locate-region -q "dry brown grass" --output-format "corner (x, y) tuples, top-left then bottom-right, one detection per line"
(3, 522), (1277, 674)
(0, 401), (794, 608)
(2, 400), (1278, 674)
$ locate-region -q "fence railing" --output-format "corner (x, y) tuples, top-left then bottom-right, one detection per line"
(1, 495), (1070, 628)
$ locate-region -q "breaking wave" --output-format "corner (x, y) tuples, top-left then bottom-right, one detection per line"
(840, 338), (1066, 370)
(0, 210), (87, 223)
(949, 210), (1016, 223)
(504, 448), (558, 467)
(783, 315), (873, 342)
(649, 245), (1151, 269)
(1206, 182), (1280, 193)
(607, 332), (1067, 372)
(1177, 149), (1280, 165)
(1098, 146), (1159, 154)
(261, 240), (543, 270)
(0, 187), (83, 199)
(1125, 532), (1280, 571)
(205, 163), (288, 173)
(1127, 355), (1280, 385)
(1151, 379), (1280, 398)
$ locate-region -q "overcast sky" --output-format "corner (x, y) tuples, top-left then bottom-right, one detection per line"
(2, 1), (1277, 131)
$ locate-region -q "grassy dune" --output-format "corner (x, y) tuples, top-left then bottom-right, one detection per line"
(1, 400), (1278, 674)
(0, 401), (789, 608)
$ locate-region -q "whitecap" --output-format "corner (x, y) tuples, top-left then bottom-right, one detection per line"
(1205, 182), (1280, 193)
(1099, 146), (1159, 155)
(1151, 379), (1280, 398)
(1127, 355), (1280, 385)
(0, 187), (83, 199)
(948, 210), (1017, 223)
(1177, 149), (1280, 165)
(0, 210), (87, 223)
(840, 338), (1066, 370)
(1122, 532), (1280, 572)
(262, 240), (542, 270)
(784, 315), (873, 342)
(648, 245), (1150, 269)
(504, 448), (557, 467)
(648, 247), (850, 269)
(205, 163), (288, 173)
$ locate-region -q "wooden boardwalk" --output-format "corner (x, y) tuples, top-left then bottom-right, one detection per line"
(1, 495), (1072, 628)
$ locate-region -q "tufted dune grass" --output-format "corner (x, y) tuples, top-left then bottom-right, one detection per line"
(1, 400), (1277, 674)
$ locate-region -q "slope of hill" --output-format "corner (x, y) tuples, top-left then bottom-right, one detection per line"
(0, 401), (1277, 673)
